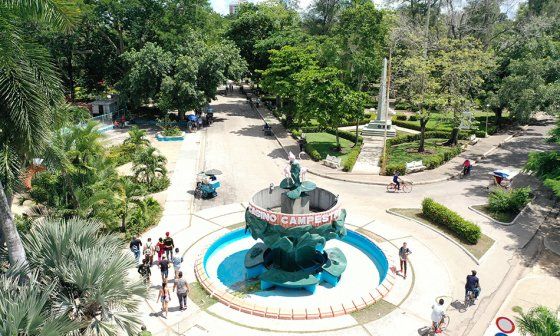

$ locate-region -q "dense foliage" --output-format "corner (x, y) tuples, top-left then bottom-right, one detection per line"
(488, 187), (532, 213)
(422, 198), (481, 244)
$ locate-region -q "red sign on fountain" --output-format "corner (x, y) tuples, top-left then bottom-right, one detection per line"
(248, 203), (342, 228)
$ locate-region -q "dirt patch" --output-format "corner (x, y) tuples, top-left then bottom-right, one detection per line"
(188, 282), (218, 310)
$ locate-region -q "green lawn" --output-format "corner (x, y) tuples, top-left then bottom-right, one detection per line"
(393, 110), (506, 134)
(305, 132), (355, 164)
(386, 138), (463, 168)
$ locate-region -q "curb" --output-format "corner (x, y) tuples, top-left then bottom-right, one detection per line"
(468, 203), (530, 226)
(386, 208), (482, 265)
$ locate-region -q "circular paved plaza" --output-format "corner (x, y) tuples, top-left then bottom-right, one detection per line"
(133, 91), (560, 336)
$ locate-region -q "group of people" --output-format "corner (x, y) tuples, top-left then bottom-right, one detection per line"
(130, 232), (190, 318)
(397, 242), (481, 333)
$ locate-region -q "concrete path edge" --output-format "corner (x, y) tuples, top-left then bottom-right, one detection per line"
(385, 208), (485, 265)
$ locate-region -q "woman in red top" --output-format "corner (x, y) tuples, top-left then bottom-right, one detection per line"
(156, 237), (165, 263)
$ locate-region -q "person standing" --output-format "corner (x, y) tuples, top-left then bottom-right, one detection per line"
(143, 237), (154, 266)
(173, 271), (190, 311)
(156, 237), (165, 263)
(172, 248), (183, 279)
(399, 242), (411, 279)
(163, 232), (174, 260)
(156, 281), (171, 318)
(159, 256), (170, 281)
(129, 236), (142, 264)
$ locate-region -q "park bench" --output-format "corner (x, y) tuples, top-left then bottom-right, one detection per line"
(405, 160), (426, 173)
(323, 155), (341, 169)
(469, 134), (479, 145)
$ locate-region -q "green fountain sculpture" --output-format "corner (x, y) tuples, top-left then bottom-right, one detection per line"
(245, 152), (348, 293)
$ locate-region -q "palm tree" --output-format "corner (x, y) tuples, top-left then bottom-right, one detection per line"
(23, 217), (148, 335)
(0, 272), (80, 335)
(514, 305), (560, 336)
(133, 147), (167, 187)
(124, 126), (151, 148)
(116, 177), (146, 232)
(0, 0), (77, 267)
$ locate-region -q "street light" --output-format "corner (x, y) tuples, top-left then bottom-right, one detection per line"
(485, 104), (490, 137)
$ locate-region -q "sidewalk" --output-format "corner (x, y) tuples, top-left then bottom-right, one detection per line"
(256, 104), (518, 185)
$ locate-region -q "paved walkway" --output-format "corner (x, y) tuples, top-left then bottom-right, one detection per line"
(130, 89), (559, 336)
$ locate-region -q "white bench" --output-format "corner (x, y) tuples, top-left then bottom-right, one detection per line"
(323, 155), (342, 169)
(405, 160), (426, 173)
(469, 134), (479, 145)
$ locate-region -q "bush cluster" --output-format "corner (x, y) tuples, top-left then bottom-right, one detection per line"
(488, 187), (532, 213)
(107, 143), (136, 166)
(422, 198), (481, 244)
(125, 197), (162, 240)
(409, 115), (418, 121)
(396, 115), (408, 121)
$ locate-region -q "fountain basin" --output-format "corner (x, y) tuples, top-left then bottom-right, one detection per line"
(194, 228), (396, 319)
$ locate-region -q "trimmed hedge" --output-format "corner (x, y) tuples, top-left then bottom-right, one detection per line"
(396, 115), (408, 121)
(422, 198), (481, 244)
(299, 127), (363, 172)
(408, 115), (418, 121)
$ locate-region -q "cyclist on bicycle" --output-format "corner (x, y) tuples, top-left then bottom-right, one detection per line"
(393, 171), (401, 190)
(431, 298), (446, 333)
(463, 159), (472, 175)
(465, 270), (480, 301)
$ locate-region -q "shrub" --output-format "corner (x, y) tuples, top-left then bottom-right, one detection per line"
(475, 130), (487, 138)
(343, 143), (362, 172)
(126, 197), (162, 239)
(396, 115), (408, 121)
(488, 187), (532, 213)
(147, 176), (171, 193)
(291, 129), (302, 138)
(422, 198), (481, 244)
(409, 115), (418, 121)
(394, 101), (412, 110)
(108, 143), (136, 166)
(304, 143), (322, 161)
(386, 162), (406, 175)
(161, 127), (182, 137)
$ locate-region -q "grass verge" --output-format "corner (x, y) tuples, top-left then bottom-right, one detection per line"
(471, 204), (518, 223)
(188, 282), (217, 310)
(350, 299), (397, 324)
(391, 208), (494, 259)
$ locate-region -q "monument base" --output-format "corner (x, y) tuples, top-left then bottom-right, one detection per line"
(281, 193), (310, 214)
(362, 120), (396, 137)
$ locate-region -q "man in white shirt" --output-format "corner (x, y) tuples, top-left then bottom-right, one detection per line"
(431, 298), (446, 333)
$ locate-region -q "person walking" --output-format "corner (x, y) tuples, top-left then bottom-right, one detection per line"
(138, 257), (151, 285)
(163, 232), (174, 260)
(173, 271), (190, 311)
(398, 242), (412, 279)
(143, 237), (154, 266)
(129, 236), (142, 264)
(159, 256), (170, 281)
(155, 237), (165, 263)
(156, 281), (171, 318)
(172, 248), (183, 279)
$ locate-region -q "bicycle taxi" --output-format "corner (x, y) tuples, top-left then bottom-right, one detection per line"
(488, 169), (519, 190)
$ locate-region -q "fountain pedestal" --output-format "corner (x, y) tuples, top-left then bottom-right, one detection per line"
(281, 193), (310, 214)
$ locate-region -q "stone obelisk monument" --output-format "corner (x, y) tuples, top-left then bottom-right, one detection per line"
(362, 58), (396, 137)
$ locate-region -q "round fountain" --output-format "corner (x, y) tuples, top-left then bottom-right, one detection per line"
(194, 153), (395, 319)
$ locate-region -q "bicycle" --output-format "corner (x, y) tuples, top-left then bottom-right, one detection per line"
(387, 181), (413, 193)
(465, 290), (475, 307)
(433, 314), (450, 334)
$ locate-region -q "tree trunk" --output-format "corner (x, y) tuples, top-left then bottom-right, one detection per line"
(445, 128), (460, 146)
(0, 181), (28, 268)
(494, 109), (503, 128)
(418, 119), (428, 152)
(335, 129), (341, 151)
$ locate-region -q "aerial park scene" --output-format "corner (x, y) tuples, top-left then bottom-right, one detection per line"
(0, 0), (559, 335)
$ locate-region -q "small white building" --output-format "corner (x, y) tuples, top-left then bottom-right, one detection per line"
(91, 96), (118, 115)
(229, 0), (247, 15)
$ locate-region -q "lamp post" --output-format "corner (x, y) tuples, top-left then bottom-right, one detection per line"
(485, 104), (490, 137)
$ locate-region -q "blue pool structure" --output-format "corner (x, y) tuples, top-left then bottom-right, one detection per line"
(203, 228), (389, 296)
